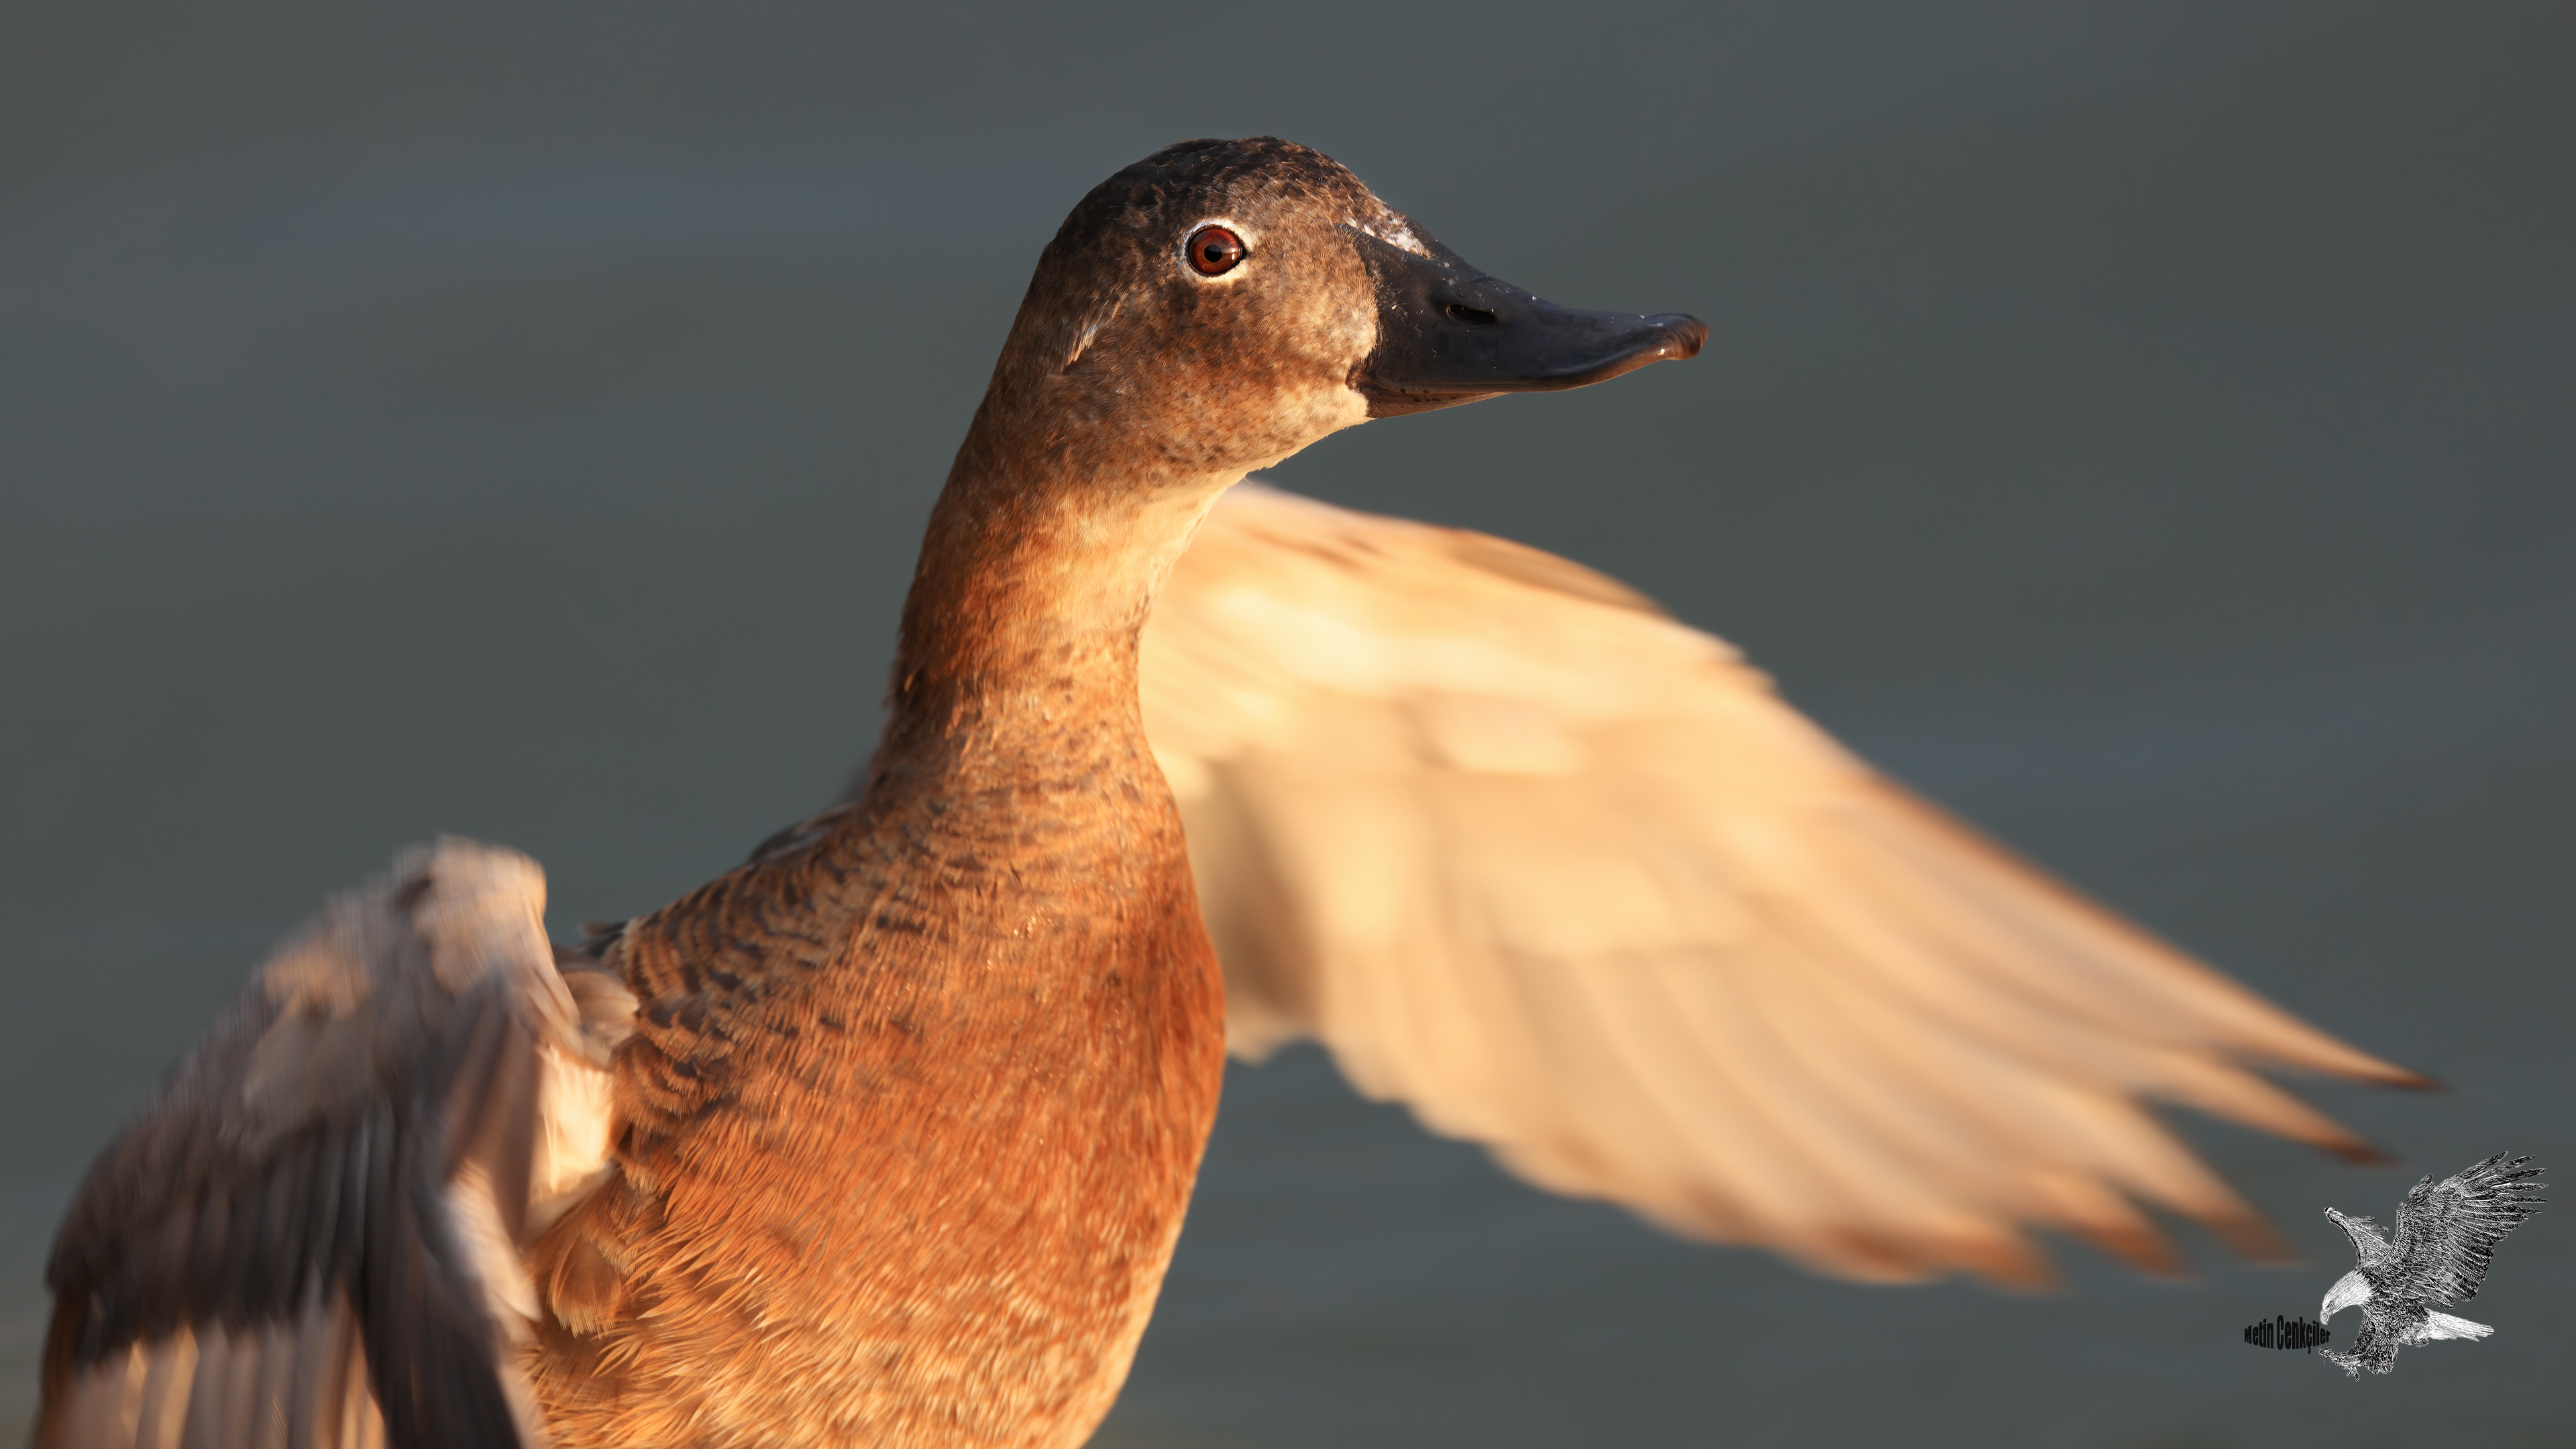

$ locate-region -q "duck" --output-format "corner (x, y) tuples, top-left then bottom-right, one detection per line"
(31, 136), (2423, 1449)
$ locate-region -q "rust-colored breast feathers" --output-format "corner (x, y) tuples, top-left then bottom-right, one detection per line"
(530, 730), (1226, 1448)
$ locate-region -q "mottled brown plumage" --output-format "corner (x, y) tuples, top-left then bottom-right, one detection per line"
(509, 138), (1396, 1446)
(525, 698), (1225, 1446)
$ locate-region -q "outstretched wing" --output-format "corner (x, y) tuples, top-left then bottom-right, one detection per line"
(1143, 482), (2423, 1286)
(2386, 1153), (2545, 1307)
(34, 840), (635, 1449)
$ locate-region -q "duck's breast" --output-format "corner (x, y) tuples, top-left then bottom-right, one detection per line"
(530, 760), (1227, 1449)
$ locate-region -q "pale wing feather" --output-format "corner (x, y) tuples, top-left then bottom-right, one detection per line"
(35, 840), (635, 1449)
(1144, 482), (2420, 1285)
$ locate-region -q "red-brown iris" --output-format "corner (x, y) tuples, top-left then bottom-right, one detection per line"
(1185, 225), (1246, 276)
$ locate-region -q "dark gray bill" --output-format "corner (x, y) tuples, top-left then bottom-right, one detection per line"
(1346, 227), (1706, 419)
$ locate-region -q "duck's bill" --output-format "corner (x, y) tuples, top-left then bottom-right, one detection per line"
(1346, 229), (1706, 419)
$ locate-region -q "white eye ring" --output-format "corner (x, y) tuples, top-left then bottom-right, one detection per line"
(1179, 218), (1256, 282)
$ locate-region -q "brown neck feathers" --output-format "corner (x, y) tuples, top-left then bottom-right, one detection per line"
(876, 384), (1234, 777)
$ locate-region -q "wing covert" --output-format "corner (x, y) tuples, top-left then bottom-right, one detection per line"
(34, 840), (635, 1449)
(1144, 482), (2425, 1286)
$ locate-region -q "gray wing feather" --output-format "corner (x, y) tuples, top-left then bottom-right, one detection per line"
(34, 840), (633, 1449)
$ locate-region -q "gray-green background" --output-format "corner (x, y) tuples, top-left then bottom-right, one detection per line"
(4, 3), (2570, 1444)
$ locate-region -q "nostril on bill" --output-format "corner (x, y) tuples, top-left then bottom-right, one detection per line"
(1444, 304), (1500, 326)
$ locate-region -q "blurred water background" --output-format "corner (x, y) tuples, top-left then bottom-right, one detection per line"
(4, 3), (2572, 1444)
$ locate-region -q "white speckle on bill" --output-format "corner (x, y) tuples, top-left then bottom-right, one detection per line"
(1346, 210), (1428, 258)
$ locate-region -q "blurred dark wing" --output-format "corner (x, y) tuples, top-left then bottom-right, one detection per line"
(34, 841), (635, 1449)
(2387, 1153), (2545, 1307)
(1144, 482), (2424, 1287)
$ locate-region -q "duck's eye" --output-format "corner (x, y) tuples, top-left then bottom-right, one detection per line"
(1186, 226), (1246, 277)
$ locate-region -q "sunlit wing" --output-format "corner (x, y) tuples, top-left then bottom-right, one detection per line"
(1143, 481), (2424, 1287)
(35, 841), (635, 1449)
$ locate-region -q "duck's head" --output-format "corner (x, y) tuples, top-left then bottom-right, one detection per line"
(907, 138), (1703, 685)
(975, 136), (1705, 482)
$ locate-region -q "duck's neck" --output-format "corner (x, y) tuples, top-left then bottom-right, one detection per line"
(872, 413), (1236, 787)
